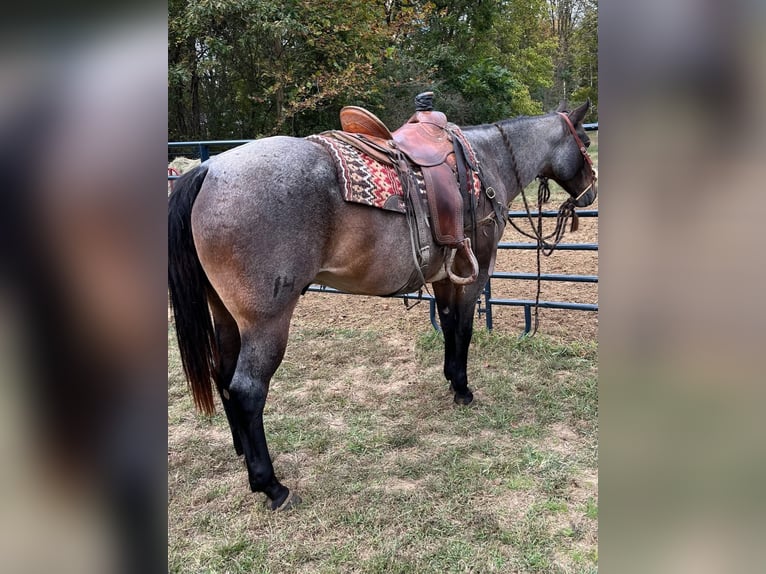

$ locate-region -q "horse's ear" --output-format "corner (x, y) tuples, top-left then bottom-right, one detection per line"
(556, 100), (568, 113)
(568, 99), (590, 125)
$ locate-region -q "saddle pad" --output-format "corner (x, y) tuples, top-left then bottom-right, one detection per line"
(308, 134), (411, 213)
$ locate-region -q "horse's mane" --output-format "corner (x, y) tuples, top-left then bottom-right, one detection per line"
(461, 114), (549, 132)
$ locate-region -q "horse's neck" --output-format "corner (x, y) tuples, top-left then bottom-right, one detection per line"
(464, 116), (553, 202)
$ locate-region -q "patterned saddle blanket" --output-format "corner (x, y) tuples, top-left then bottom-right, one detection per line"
(307, 133), (419, 213)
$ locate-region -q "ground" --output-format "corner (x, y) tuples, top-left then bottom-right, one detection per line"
(168, 135), (598, 574)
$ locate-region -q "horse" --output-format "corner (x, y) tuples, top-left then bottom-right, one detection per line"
(168, 100), (597, 511)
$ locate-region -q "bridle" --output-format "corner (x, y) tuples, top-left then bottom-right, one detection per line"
(556, 111), (597, 202)
(491, 112), (598, 336)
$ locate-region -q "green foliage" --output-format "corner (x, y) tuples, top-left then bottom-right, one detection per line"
(545, 0), (598, 119)
(570, 0), (598, 121)
(168, 0), (598, 139)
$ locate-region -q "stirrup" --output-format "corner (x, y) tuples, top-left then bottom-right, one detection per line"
(446, 239), (479, 285)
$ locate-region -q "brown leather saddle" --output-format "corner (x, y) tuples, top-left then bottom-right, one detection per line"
(337, 93), (479, 285)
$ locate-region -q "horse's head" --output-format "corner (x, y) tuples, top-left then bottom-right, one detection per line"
(540, 100), (597, 207)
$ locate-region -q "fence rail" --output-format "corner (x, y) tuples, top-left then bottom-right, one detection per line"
(169, 137), (598, 335)
(480, 209), (598, 334)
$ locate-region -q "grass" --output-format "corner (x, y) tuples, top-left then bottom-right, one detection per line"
(168, 322), (597, 573)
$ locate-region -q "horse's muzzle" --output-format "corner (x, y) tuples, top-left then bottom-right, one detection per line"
(574, 181), (597, 207)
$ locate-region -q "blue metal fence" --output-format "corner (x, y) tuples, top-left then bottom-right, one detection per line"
(168, 135), (598, 335)
(168, 140), (252, 163)
(478, 209), (598, 334)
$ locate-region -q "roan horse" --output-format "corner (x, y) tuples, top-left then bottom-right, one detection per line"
(168, 100), (597, 510)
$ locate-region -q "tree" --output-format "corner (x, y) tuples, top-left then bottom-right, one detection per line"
(570, 0), (598, 120)
(169, 0), (390, 139)
(168, 0), (597, 139)
(544, 0), (598, 119)
(375, 0), (557, 125)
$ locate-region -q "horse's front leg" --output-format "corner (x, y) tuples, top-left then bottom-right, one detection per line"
(433, 279), (482, 405)
(434, 223), (502, 404)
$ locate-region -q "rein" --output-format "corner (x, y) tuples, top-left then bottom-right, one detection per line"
(508, 181), (580, 335)
(493, 114), (596, 335)
(506, 179), (580, 256)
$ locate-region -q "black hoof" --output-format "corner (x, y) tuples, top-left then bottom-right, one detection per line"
(453, 391), (474, 406)
(268, 490), (302, 512)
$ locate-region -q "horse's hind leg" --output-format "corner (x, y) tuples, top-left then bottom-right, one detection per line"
(208, 290), (243, 455)
(229, 307), (299, 510)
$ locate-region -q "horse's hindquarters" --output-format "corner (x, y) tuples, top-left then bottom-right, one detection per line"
(191, 138), (337, 320)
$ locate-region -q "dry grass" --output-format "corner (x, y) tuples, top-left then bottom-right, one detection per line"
(168, 131), (599, 573)
(169, 312), (598, 573)
(168, 156), (202, 175)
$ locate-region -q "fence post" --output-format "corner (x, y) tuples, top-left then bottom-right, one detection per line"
(429, 299), (440, 331)
(522, 305), (532, 337)
(198, 144), (210, 162)
(482, 280), (494, 330)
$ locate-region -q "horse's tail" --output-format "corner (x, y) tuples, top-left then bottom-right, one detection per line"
(168, 164), (217, 415)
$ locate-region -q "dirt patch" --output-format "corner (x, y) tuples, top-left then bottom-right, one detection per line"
(570, 468), (598, 504)
(543, 422), (583, 457)
(493, 489), (538, 529)
(381, 477), (425, 493)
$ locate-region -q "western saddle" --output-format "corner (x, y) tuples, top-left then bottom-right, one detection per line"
(335, 92), (479, 285)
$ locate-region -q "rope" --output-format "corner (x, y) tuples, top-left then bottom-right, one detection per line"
(505, 179), (579, 254)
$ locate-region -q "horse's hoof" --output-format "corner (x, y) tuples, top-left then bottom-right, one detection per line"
(453, 391), (474, 406)
(268, 490), (302, 512)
